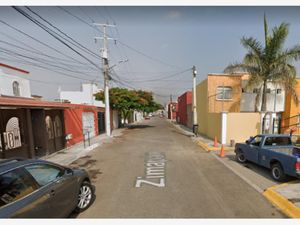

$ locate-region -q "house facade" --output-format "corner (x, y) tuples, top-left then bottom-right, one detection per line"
(177, 91), (192, 128)
(0, 64), (102, 159)
(196, 73), (286, 144)
(60, 83), (105, 108)
(0, 96), (67, 158)
(167, 102), (178, 121)
(0, 63), (31, 98)
(281, 78), (300, 136)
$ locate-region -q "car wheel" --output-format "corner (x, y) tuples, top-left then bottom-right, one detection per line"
(75, 181), (94, 213)
(236, 151), (247, 163)
(271, 163), (286, 182)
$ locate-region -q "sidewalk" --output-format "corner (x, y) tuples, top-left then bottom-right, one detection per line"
(42, 128), (125, 166)
(170, 120), (300, 218)
(168, 120), (234, 152)
(263, 181), (300, 218)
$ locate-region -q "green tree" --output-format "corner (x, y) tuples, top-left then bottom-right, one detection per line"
(95, 87), (162, 123)
(224, 15), (300, 111)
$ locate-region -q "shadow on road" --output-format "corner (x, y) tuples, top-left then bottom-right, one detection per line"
(126, 124), (155, 129)
(226, 154), (297, 183)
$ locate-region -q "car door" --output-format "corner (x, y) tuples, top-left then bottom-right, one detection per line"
(24, 163), (78, 218)
(0, 167), (51, 218)
(244, 136), (261, 163)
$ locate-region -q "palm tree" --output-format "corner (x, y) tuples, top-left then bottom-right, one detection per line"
(224, 15), (300, 112)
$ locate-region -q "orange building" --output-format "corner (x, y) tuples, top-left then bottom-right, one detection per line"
(281, 78), (300, 135)
(206, 73), (248, 113)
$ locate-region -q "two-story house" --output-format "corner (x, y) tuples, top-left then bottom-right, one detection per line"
(196, 73), (285, 144)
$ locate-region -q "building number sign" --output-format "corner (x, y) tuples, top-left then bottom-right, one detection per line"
(2, 117), (22, 150)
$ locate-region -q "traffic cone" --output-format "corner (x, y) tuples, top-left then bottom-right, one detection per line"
(220, 144), (225, 158)
(214, 136), (219, 147)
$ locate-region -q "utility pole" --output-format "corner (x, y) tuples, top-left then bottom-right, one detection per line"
(94, 23), (115, 137)
(170, 94), (173, 121)
(192, 66), (198, 136)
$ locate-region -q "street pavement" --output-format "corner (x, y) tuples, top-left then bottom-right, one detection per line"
(71, 117), (284, 218)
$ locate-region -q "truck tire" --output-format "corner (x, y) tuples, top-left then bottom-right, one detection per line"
(271, 163), (286, 182)
(236, 151), (247, 163)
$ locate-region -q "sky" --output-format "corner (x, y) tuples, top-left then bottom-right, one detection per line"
(1, 6), (300, 105)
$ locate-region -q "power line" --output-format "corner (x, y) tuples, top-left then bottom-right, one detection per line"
(117, 68), (191, 82)
(79, 6), (95, 23)
(12, 6), (102, 71)
(0, 40), (99, 75)
(0, 19), (91, 67)
(0, 54), (102, 83)
(57, 6), (183, 70)
(0, 31), (94, 68)
(25, 6), (101, 60)
(0, 46), (99, 79)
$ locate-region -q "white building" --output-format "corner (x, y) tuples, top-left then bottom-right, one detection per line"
(133, 111), (144, 122)
(240, 80), (285, 112)
(60, 83), (105, 107)
(0, 63), (31, 98)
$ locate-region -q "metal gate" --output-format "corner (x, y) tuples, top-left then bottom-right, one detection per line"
(45, 110), (65, 154)
(262, 113), (281, 134)
(82, 112), (95, 140)
(0, 109), (29, 158)
(98, 112), (105, 134)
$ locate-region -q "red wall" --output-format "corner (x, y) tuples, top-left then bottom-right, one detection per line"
(64, 105), (100, 146)
(177, 91), (192, 126)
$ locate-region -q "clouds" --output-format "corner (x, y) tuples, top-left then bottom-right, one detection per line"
(166, 10), (182, 20)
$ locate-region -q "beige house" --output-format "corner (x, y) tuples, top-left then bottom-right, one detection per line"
(196, 73), (285, 145)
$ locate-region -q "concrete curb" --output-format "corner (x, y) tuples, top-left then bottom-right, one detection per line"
(263, 182), (300, 218)
(196, 139), (234, 152)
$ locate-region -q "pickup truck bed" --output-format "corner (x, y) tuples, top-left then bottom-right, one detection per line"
(268, 147), (300, 157)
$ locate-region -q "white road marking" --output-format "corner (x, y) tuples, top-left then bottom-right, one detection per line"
(135, 152), (166, 188)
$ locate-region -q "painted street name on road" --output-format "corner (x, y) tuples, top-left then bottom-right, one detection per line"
(135, 152), (166, 188)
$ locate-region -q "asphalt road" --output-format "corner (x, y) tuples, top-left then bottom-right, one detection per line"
(73, 117), (284, 218)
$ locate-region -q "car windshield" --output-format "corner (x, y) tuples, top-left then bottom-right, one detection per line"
(250, 136), (262, 146)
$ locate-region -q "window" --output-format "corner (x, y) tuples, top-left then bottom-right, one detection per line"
(266, 88), (271, 94)
(12, 81), (20, 97)
(250, 136), (262, 146)
(216, 86), (232, 100)
(264, 137), (292, 146)
(25, 164), (64, 186)
(253, 88), (259, 94)
(277, 89), (282, 94)
(0, 168), (38, 208)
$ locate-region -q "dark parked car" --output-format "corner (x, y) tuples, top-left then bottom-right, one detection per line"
(0, 158), (95, 218)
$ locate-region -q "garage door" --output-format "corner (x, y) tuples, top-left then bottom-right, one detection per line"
(82, 112), (95, 140)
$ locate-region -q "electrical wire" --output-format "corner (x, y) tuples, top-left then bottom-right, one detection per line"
(0, 19), (91, 67)
(0, 46), (100, 78)
(57, 6), (183, 70)
(12, 6), (102, 71)
(25, 6), (101, 60)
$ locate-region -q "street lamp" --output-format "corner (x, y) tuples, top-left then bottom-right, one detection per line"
(192, 66), (198, 136)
